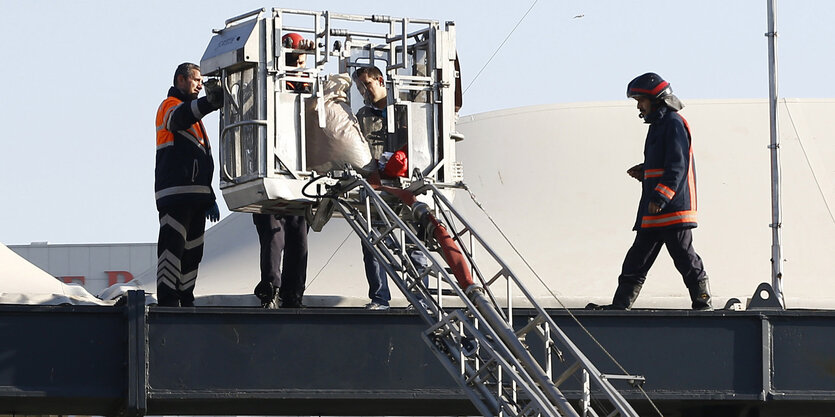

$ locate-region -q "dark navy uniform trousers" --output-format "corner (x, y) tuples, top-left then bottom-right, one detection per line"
(252, 213), (308, 305)
(618, 228), (706, 288)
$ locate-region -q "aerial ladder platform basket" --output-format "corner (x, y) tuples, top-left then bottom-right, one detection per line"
(201, 8), (642, 416)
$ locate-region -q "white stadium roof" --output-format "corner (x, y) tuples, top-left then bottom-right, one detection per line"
(9, 98), (835, 309)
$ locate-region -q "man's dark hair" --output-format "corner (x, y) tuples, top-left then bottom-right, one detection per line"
(285, 53), (301, 67)
(353, 65), (383, 80)
(174, 62), (200, 86)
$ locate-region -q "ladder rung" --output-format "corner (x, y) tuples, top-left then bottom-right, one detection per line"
(515, 313), (546, 338)
(554, 361), (582, 387)
(485, 268), (508, 287)
(464, 358), (499, 386)
(601, 373), (646, 387)
(427, 288), (455, 296)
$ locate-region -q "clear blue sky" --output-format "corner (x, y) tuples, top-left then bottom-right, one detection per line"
(2, 1), (833, 245)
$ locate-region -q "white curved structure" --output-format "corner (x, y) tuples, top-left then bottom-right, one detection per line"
(0, 244), (107, 305)
(454, 98), (835, 309)
(100, 99), (835, 309)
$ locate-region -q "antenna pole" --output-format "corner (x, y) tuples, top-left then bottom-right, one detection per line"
(766, 0), (785, 307)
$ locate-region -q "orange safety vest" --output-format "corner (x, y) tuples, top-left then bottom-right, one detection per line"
(154, 87), (215, 210)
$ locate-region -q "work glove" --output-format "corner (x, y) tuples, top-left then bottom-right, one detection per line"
(204, 78), (224, 110)
(206, 202), (220, 222)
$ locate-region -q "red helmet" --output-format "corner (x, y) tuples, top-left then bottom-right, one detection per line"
(626, 73), (672, 100)
(282, 32), (305, 49)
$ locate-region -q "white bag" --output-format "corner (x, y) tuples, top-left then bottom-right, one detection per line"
(305, 74), (375, 174)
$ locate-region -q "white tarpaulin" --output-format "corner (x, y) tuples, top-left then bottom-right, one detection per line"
(0, 243), (109, 305)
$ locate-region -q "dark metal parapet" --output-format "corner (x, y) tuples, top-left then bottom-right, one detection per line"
(1, 291), (833, 416)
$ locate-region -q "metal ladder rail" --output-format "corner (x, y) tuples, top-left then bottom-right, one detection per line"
(331, 189), (439, 325)
(327, 187), (556, 416)
(426, 309), (572, 417)
(430, 183), (639, 417)
(323, 176), (575, 416)
(422, 182), (641, 417)
(332, 201), (568, 417)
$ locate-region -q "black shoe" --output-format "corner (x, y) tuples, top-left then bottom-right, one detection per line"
(586, 280), (643, 311)
(281, 301), (306, 309)
(689, 278), (713, 311)
(280, 297), (305, 309)
(157, 285), (180, 307)
(609, 282), (643, 310)
(585, 303), (627, 310)
(254, 281), (277, 308)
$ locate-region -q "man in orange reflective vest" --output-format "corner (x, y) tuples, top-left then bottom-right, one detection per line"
(154, 62), (223, 307)
(592, 73), (712, 311)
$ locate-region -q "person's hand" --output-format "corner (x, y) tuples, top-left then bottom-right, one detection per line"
(206, 202), (220, 222)
(297, 39), (315, 50)
(648, 201), (662, 214)
(627, 164), (644, 182)
(204, 79), (224, 109)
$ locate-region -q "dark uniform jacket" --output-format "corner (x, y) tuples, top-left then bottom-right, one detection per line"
(356, 105), (408, 160)
(154, 87), (216, 211)
(634, 105), (698, 231)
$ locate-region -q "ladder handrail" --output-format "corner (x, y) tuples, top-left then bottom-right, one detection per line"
(321, 174), (640, 417)
(327, 177), (569, 415)
(424, 181), (639, 415)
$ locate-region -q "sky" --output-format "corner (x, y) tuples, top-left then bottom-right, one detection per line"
(2, 0), (834, 245)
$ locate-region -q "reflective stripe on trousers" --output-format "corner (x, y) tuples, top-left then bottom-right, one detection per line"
(157, 205), (206, 305)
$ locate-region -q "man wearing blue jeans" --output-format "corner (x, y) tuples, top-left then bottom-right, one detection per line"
(362, 236), (431, 310)
(362, 243), (390, 309)
(354, 66), (432, 309)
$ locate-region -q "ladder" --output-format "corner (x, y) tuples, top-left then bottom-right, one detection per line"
(310, 172), (642, 417)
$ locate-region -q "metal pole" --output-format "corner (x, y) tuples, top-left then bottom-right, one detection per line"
(766, 0), (785, 307)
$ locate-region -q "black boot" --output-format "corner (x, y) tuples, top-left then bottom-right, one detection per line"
(688, 277), (713, 311)
(586, 283), (642, 310)
(279, 296), (305, 309)
(610, 282), (642, 310)
(179, 289), (195, 307)
(157, 284), (180, 307)
(254, 281), (277, 308)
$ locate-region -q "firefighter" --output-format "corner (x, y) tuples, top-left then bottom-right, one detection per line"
(252, 33), (312, 309)
(591, 73), (712, 311)
(154, 62), (223, 307)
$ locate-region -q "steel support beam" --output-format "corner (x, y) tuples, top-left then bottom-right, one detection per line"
(1, 291), (834, 416)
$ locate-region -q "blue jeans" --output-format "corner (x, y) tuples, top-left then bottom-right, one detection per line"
(362, 238), (431, 306)
(362, 242), (390, 305)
